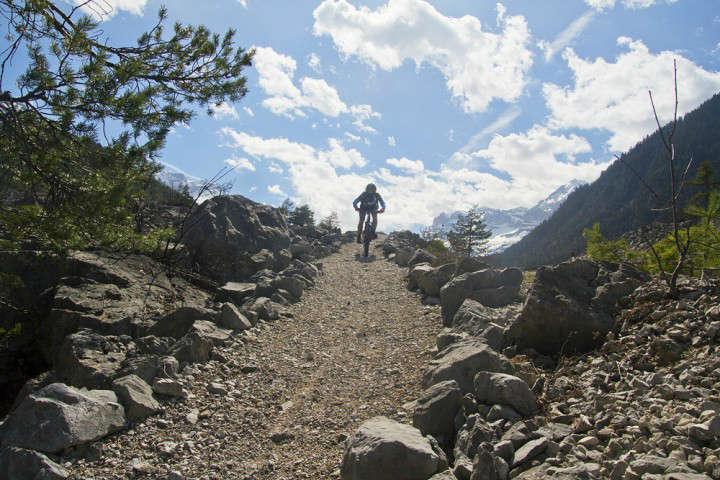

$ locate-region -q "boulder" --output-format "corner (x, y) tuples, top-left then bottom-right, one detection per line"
(219, 303), (253, 331)
(423, 340), (514, 393)
(507, 259), (647, 354)
(410, 380), (463, 444)
(416, 264), (456, 297)
(0, 383), (125, 453)
(147, 306), (215, 339)
(53, 329), (127, 389)
(182, 195), (291, 281)
(409, 249), (438, 268)
(511, 438), (548, 468)
(454, 257), (489, 276)
(473, 372), (537, 416)
(440, 269), (522, 322)
(0, 447), (69, 480)
(448, 299), (495, 330)
(188, 320), (231, 346)
(383, 231), (425, 257)
(117, 355), (161, 384)
(248, 297), (280, 321)
(112, 375), (160, 422)
(169, 330), (213, 365)
(340, 417), (445, 480)
(219, 282), (256, 304)
(409, 264), (434, 291)
(152, 378), (187, 398)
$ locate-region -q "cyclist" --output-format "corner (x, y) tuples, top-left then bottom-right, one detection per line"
(353, 183), (386, 244)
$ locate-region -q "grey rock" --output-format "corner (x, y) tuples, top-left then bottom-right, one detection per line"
(411, 380), (463, 443)
(218, 303), (253, 331)
(169, 328), (214, 365)
(1, 383), (125, 453)
(507, 259), (646, 354)
(340, 416), (444, 480)
(511, 437), (548, 468)
(436, 330), (469, 351)
(219, 282), (256, 304)
(152, 378), (186, 398)
(423, 340), (514, 393)
(148, 306), (215, 339)
(53, 329), (126, 389)
(429, 470), (458, 480)
(440, 269), (522, 322)
(454, 257), (489, 276)
(409, 249), (438, 268)
(473, 372), (537, 416)
(248, 297), (280, 321)
(112, 374), (160, 422)
(182, 195), (291, 281)
(454, 414), (495, 462)
(470, 444), (509, 480)
(493, 440), (515, 463)
(0, 447), (69, 480)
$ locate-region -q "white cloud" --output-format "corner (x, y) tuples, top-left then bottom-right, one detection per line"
(345, 132), (362, 142)
(454, 106), (521, 158)
(313, 0), (533, 113)
(209, 102), (240, 120)
(387, 136), (397, 147)
(73, 0), (149, 18)
(471, 125), (609, 191)
(253, 46), (349, 118)
(253, 46), (380, 132)
(221, 128), (609, 231)
(243, 106), (255, 117)
(585, 0), (678, 10)
(268, 164), (284, 174)
(386, 157), (423, 173)
(225, 157), (255, 171)
(350, 104), (381, 133)
(308, 53), (322, 72)
(540, 11), (595, 62)
(267, 184), (286, 196)
(544, 37), (720, 151)
(318, 138), (367, 168)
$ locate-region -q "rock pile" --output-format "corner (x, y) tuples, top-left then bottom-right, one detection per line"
(343, 252), (719, 480)
(0, 196), (346, 478)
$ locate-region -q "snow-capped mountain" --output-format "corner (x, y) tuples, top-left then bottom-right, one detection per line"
(155, 163), (219, 203)
(431, 180), (586, 253)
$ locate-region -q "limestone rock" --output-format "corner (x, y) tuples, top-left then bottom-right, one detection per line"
(112, 375), (160, 422)
(1, 383), (125, 453)
(473, 372), (537, 416)
(340, 416), (444, 480)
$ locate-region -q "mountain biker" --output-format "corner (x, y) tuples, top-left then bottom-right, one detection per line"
(353, 183), (385, 244)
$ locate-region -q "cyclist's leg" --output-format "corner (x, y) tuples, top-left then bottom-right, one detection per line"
(356, 210), (366, 243)
(370, 211), (378, 237)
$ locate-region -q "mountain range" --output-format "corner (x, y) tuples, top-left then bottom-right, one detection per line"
(496, 92), (720, 268)
(431, 179), (586, 253)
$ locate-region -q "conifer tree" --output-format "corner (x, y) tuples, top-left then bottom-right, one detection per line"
(447, 205), (492, 257)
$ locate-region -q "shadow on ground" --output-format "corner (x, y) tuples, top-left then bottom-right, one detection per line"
(354, 253), (378, 263)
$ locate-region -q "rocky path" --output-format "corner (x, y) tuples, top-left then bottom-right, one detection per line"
(70, 241), (443, 480)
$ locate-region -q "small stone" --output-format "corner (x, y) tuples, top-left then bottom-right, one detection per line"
(152, 378), (187, 398)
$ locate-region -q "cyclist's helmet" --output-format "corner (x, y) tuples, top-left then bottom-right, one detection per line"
(366, 183), (377, 193)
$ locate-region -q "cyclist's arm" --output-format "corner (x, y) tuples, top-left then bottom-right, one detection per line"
(353, 194), (362, 209)
(378, 194), (386, 210)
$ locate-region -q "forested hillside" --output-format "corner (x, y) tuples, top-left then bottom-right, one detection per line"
(496, 92), (720, 268)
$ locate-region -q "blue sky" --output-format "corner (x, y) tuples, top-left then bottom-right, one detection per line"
(66, 0), (720, 229)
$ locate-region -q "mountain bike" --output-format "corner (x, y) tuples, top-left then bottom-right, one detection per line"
(361, 210), (383, 257)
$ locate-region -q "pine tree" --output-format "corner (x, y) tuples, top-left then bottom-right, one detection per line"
(0, 1), (253, 252)
(318, 212), (340, 233)
(447, 206), (492, 257)
(289, 204), (315, 227)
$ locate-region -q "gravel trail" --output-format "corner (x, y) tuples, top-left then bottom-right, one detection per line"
(70, 241), (443, 479)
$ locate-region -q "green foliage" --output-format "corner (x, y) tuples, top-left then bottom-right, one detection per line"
(583, 223), (638, 264)
(279, 198), (296, 215)
(447, 205), (492, 257)
(426, 239), (454, 265)
(318, 212), (340, 233)
(289, 204), (315, 227)
(0, 0), (252, 252)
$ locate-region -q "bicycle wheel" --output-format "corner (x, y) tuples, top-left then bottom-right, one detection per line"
(362, 220), (371, 257)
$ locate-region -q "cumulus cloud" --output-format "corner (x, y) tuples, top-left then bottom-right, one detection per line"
(386, 157), (423, 173)
(221, 128), (609, 230)
(267, 184), (286, 196)
(308, 53), (322, 72)
(387, 136), (397, 147)
(544, 37), (720, 151)
(253, 46), (349, 118)
(209, 102), (240, 120)
(350, 104), (381, 133)
(585, 0), (678, 10)
(225, 157), (255, 171)
(313, 0), (533, 113)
